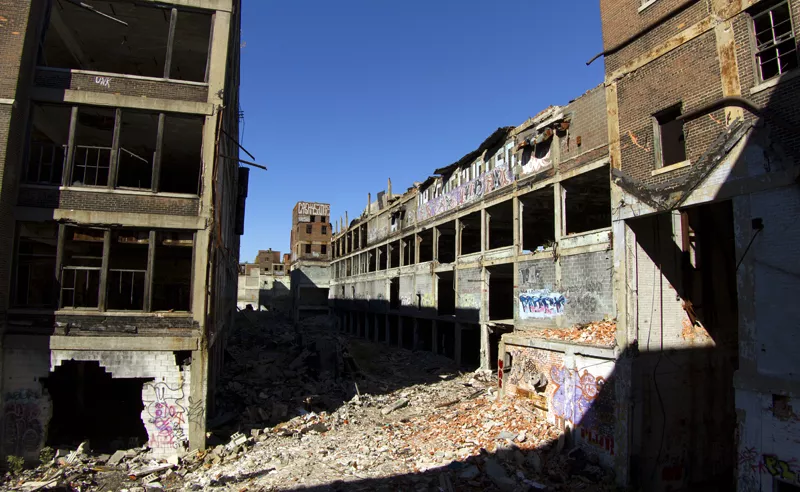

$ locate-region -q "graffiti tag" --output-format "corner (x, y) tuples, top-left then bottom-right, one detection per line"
(2, 390), (44, 457)
(764, 455), (799, 484)
(297, 202), (330, 216)
(417, 164), (514, 222)
(95, 76), (111, 88)
(144, 383), (188, 450)
(519, 289), (566, 319)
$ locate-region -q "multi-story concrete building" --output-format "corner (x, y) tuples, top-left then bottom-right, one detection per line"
(592, 0), (800, 490)
(0, 0), (244, 460)
(237, 249), (290, 312)
(289, 201), (332, 322)
(330, 85), (614, 378)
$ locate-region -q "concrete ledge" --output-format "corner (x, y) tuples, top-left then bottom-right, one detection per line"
(54, 209), (206, 230)
(31, 87), (215, 115)
(141, 0), (233, 12)
(50, 335), (199, 351)
(560, 228), (612, 249)
(502, 332), (616, 359)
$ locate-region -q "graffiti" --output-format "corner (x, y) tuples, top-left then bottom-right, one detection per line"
(519, 265), (542, 286)
(417, 164), (514, 222)
(94, 76), (111, 88)
(297, 202), (330, 216)
(520, 145), (552, 176)
(550, 366), (604, 426)
(2, 390), (44, 457)
(518, 289), (566, 319)
(580, 427), (615, 456)
(764, 455), (799, 484)
(188, 396), (204, 426)
(737, 447), (765, 491)
(144, 383), (188, 450)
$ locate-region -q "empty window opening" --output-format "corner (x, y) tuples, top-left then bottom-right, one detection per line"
(487, 200), (514, 250)
(368, 249), (377, 272)
(117, 111), (157, 189)
(346, 258), (352, 277)
(61, 227), (104, 309)
(401, 317), (414, 349)
(43, 360), (149, 452)
(305, 244), (311, 254)
(563, 166), (611, 235)
(378, 245), (388, 270)
(388, 315), (399, 345)
(437, 322), (456, 360)
(26, 104), (70, 185)
(390, 277), (400, 310)
(488, 264), (514, 321)
(389, 241), (400, 268)
(489, 324), (514, 370)
(41, 2), (211, 82)
(437, 271), (455, 316)
(654, 104), (687, 168)
(520, 186), (556, 253)
(419, 229), (433, 263)
(306, 225), (312, 234)
(360, 224), (368, 249)
(752, 1), (797, 82)
(402, 236), (415, 265)
(321, 244), (328, 255)
(460, 325), (481, 369)
(310, 216), (316, 222)
(460, 212), (482, 255)
(437, 221), (456, 264)
(416, 319), (433, 352)
(174, 350), (192, 367)
(322, 225), (327, 234)
(107, 229), (148, 311)
(153, 231), (193, 312)
(14, 222), (58, 308)
(160, 115), (202, 194)
(376, 315), (387, 342)
(71, 107), (115, 187)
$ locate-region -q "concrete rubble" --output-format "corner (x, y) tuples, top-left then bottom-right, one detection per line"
(4, 312), (616, 491)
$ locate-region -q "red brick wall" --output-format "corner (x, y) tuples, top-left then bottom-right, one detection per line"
(559, 85), (609, 172)
(616, 31), (725, 186)
(17, 188), (200, 216)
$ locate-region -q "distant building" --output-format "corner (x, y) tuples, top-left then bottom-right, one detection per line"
(289, 202), (332, 322)
(238, 250), (290, 312)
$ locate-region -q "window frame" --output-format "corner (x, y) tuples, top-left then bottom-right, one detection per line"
(750, 0), (798, 84)
(652, 103), (688, 170)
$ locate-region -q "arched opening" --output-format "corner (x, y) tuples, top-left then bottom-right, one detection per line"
(42, 360), (150, 451)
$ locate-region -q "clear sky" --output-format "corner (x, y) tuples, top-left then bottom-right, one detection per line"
(238, 1), (605, 262)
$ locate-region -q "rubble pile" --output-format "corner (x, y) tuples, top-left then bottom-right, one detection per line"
(534, 320), (616, 347)
(4, 311), (616, 491)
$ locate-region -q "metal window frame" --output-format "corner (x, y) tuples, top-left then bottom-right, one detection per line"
(751, 0), (798, 83)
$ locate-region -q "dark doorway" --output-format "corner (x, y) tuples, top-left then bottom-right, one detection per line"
(388, 314), (399, 345)
(389, 240), (400, 268)
(43, 361), (149, 451)
(488, 264), (514, 320)
(390, 277), (400, 310)
(437, 271), (455, 316)
(461, 325), (481, 369)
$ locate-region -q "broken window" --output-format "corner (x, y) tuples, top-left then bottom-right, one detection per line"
(360, 224), (368, 249)
(61, 227), (104, 309)
(117, 111), (158, 189)
(41, 2), (211, 82)
(419, 229), (433, 263)
(487, 200), (514, 250)
(654, 104), (687, 168)
(13, 222), (58, 308)
(305, 244), (311, 254)
(321, 244), (327, 255)
(437, 221), (456, 263)
(159, 115), (203, 194)
(311, 216), (316, 222)
(70, 107), (115, 187)
(752, 1), (798, 82)
(153, 231), (193, 311)
(25, 104), (70, 185)
(306, 225), (312, 234)
(460, 211), (482, 255)
(563, 166), (612, 234)
(107, 229), (148, 310)
(520, 186), (555, 253)
(322, 226), (327, 234)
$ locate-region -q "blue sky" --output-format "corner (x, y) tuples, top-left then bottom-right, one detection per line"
(238, 1), (605, 262)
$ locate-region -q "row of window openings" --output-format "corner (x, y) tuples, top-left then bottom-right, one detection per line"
(420, 145), (514, 206)
(25, 104), (203, 195)
(305, 224), (328, 234)
(14, 224), (193, 311)
(332, 226), (370, 258)
(300, 244), (328, 255)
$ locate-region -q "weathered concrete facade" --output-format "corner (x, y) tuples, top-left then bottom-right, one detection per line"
(237, 249), (291, 312)
(290, 201), (331, 322)
(599, 0), (800, 489)
(0, 0), (243, 460)
(330, 85), (614, 374)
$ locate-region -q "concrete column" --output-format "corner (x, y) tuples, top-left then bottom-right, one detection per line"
(454, 323), (462, 366)
(54, 224), (66, 305)
(512, 195), (521, 253)
(399, 238), (405, 267)
(455, 218), (462, 258)
(553, 182), (565, 313)
(188, 344), (208, 450)
(480, 322), (491, 371)
(433, 226), (440, 262)
(98, 230), (111, 311)
(414, 233), (420, 264)
(481, 208), (488, 252)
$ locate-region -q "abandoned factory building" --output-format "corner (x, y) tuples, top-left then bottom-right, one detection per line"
(330, 0), (800, 489)
(290, 201), (332, 323)
(0, 0), (245, 460)
(237, 249), (290, 313)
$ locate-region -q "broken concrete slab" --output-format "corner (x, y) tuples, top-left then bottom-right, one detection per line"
(381, 398), (409, 415)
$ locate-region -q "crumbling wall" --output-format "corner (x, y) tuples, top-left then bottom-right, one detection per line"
(560, 251), (614, 325)
(502, 341), (617, 469)
(456, 268), (481, 322)
(516, 259), (558, 327)
(50, 350), (191, 458)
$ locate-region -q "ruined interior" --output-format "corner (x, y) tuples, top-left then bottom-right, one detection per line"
(389, 240), (399, 268)
(417, 319), (433, 351)
(487, 200), (513, 250)
(25, 103), (70, 185)
(418, 229), (433, 263)
(61, 227), (104, 309)
(72, 106), (114, 187)
(460, 324), (480, 369)
(487, 264), (513, 321)
(389, 277), (399, 309)
(460, 211), (481, 255)
(437, 221), (456, 263)
(437, 271), (455, 316)
(41, 1), (212, 82)
(437, 322), (455, 359)
(152, 231), (193, 312)
(402, 235), (415, 265)
(562, 166), (611, 235)
(378, 244), (387, 270)
(107, 229), (149, 311)
(520, 186), (555, 252)
(13, 222), (58, 308)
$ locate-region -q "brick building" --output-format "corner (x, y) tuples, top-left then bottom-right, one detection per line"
(596, 0), (800, 489)
(0, 0), (244, 460)
(237, 249), (290, 312)
(289, 201), (332, 322)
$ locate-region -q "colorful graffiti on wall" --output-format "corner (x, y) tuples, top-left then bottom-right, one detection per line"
(518, 289), (566, 319)
(764, 454), (800, 485)
(2, 389), (45, 458)
(550, 365), (615, 455)
(520, 145), (552, 176)
(296, 202), (330, 216)
(417, 164), (515, 222)
(144, 382), (188, 451)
